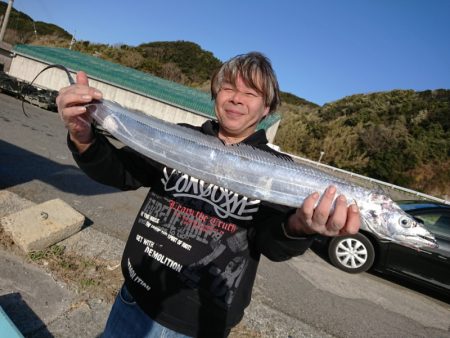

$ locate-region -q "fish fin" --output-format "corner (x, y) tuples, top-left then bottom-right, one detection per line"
(372, 183), (392, 199)
(228, 142), (298, 170)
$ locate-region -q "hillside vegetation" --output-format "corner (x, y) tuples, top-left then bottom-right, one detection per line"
(275, 90), (450, 197)
(0, 2), (70, 44)
(1, 3), (448, 199)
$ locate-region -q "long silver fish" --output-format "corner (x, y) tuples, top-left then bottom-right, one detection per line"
(86, 100), (437, 250)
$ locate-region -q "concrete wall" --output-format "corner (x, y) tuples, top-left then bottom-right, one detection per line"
(265, 119), (280, 144)
(8, 53), (279, 142)
(8, 54), (210, 127)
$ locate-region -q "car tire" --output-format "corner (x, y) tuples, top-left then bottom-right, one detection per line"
(328, 233), (375, 273)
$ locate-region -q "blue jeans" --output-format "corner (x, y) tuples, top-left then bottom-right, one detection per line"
(102, 284), (192, 338)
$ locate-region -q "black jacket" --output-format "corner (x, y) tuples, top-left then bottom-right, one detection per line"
(69, 120), (314, 337)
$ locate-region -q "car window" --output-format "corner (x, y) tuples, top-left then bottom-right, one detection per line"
(413, 212), (450, 238)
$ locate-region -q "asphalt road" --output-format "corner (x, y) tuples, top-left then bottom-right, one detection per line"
(1, 93), (449, 337)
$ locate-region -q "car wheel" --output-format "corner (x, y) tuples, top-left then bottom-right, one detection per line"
(328, 233), (375, 273)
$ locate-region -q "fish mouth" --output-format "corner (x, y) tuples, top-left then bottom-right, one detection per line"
(416, 234), (439, 248)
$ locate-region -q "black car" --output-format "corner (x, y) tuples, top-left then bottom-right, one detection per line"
(324, 200), (450, 295)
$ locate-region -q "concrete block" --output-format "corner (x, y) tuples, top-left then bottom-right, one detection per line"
(0, 199), (85, 252)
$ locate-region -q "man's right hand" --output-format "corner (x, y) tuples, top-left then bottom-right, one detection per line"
(56, 71), (103, 153)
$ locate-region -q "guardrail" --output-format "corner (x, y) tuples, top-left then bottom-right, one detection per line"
(285, 152), (450, 205)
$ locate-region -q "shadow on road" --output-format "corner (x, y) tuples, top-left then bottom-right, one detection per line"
(0, 292), (54, 338)
(0, 139), (118, 196)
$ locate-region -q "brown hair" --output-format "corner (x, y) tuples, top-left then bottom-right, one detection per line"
(211, 52), (281, 114)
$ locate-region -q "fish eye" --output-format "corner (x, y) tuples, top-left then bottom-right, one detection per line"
(399, 217), (412, 228)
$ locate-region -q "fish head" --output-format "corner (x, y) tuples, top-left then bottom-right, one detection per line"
(359, 193), (438, 249)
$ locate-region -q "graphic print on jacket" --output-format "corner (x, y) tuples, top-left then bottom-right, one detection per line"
(126, 167), (261, 309)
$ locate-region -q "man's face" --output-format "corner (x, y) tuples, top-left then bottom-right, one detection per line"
(215, 75), (270, 142)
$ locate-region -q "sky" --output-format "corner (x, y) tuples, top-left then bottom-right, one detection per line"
(9, 0), (450, 105)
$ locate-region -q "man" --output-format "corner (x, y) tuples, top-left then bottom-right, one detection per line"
(57, 52), (360, 337)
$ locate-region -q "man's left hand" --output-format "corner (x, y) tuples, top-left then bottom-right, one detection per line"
(285, 185), (360, 237)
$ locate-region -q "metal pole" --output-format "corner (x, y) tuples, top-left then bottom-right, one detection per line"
(0, 0), (14, 42)
(69, 34), (75, 50)
(32, 21), (38, 39)
(318, 151), (325, 163)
